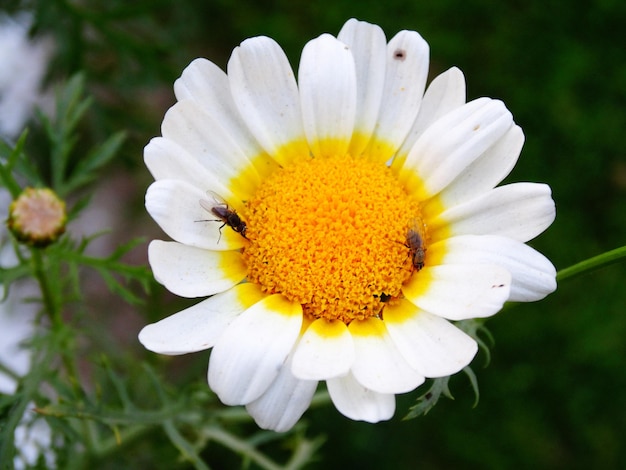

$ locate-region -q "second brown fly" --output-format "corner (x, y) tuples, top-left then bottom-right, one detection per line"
(405, 226), (426, 271)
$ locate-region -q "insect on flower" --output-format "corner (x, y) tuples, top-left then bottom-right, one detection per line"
(406, 223), (426, 272)
(199, 191), (247, 242)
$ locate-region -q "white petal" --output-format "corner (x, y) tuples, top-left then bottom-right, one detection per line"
(173, 59), (252, 147)
(148, 240), (246, 298)
(429, 182), (556, 243)
(175, 58), (228, 105)
(144, 137), (231, 199)
(173, 58), (277, 178)
(138, 283), (267, 355)
(434, 124), (524, 207)
(403, 264), (512, 320)
(208, 295), (302, 405)
(384, 299), (478, 377)
(228, 36), (309, 166)
(348, 317), (425, 394)
(246, 354), (317, 432)
(431, 235), (557, 302)
(399, 98), (513, 199)
(366, 29), (429, 160)
(327, 372), (395, 423)
(299, 34), (356, 158)
(291, 319), (355, 380)
(145, 180), (246, 250)
(337, 19), (387, 156)
(161, 100), (261, 200)
(394, 67), (466, 166)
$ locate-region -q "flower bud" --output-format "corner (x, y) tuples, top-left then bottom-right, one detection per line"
(7, 188), (66, 247)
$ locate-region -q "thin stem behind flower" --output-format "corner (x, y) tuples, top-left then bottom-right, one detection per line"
(557, 245), (626, 282)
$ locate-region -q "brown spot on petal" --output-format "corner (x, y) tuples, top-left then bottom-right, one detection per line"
(393, 49), (406, 61)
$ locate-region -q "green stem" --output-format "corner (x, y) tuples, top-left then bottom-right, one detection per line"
(30, 246), (91, 446)
(90, 424), (153, 461)
(557, 245), (626, 282)
(30, 248), (61, 323)
(203, 427), (282, 470)
(164, 420), (211, 470)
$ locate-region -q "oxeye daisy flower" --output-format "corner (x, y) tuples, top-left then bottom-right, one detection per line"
(0, 12), (53, 141)
(139, 18), (556, 432)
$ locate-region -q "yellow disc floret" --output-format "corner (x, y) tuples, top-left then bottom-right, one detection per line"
(243, 153), (425, 324)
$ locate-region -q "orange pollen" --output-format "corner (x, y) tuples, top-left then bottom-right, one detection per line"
(242, 154), (426, 323)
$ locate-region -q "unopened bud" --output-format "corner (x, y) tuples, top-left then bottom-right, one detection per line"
(7, 188), (67, 247)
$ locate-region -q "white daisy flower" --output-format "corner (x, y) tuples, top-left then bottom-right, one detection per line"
(0, 12), (53, 141)
(139, 18), (556, 432)
(0, 304), (56, 470)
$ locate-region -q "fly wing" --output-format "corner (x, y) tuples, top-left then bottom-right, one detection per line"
(199, 198), (214, 213)
(205, 190), (228, 206)
(200, 190), (229, 214)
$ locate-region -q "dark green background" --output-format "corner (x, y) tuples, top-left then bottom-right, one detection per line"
(11, 0), (626, 467)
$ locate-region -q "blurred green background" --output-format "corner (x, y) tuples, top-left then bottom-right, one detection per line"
(6, 0), (626, 468)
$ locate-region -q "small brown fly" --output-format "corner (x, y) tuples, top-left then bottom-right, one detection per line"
(405, 225), (426, 272)
(199, 191), (247, 242)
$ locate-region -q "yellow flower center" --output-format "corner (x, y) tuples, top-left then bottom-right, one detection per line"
(243, 153), (426, 324)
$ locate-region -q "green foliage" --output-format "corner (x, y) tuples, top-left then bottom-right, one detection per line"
(0, 73), (156, 470)
(404, 376), (455, 419)
(0, 132), (32, 197)
(36, 74), (127, 197)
